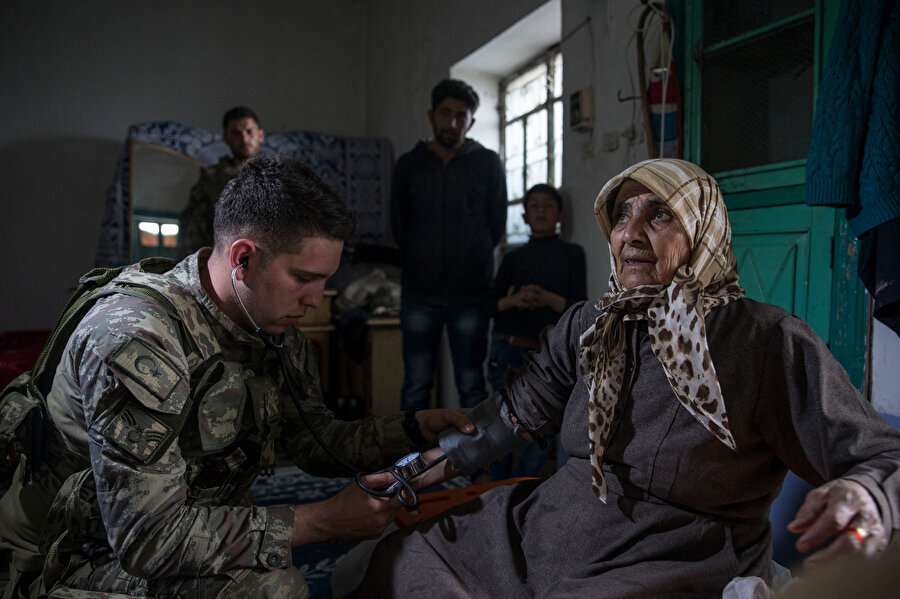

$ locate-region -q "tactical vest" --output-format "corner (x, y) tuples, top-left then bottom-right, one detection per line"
(98, 261), (284, 483)
(0, 257), (285, 593)
(0, 258), (188, 496)
(1, 257), (285, 492)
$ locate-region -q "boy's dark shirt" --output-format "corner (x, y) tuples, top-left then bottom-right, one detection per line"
(490, 235), (586, 341)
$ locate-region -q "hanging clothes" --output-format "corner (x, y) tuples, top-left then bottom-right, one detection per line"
(646, 54), (683, 159)
(805, 0), (900, 334)
(637, 2), (683, 159)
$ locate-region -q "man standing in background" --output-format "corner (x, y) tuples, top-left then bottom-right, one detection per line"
(179, 106), (265, 257)
(391, 79), (507, 411)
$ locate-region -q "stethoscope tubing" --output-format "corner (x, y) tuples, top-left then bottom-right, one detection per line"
(230, 262), (444, 508)
(355, 454), (447, 508)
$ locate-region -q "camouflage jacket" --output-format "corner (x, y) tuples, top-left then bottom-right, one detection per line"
(9, 250), (413, 579)
(178, 157), (240, 257)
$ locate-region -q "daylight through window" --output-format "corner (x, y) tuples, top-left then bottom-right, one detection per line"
(501, 48), (563, 245)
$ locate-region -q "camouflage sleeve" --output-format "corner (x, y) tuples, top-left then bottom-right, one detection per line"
(73, 295), (294, 578)
(276, 331), (415, 476)
(178, 168), (216, 258)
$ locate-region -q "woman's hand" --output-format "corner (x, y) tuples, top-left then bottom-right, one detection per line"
(787, 478), (887, 568)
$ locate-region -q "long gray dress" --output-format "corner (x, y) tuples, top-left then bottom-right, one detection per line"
(363, 299), (900, 598)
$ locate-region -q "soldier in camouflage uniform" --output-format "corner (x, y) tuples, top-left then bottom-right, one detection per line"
(0, 153), (472, 598)
(179, 106), (266, 258)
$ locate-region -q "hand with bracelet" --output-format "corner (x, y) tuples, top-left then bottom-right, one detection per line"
(787, 478), (888, 567)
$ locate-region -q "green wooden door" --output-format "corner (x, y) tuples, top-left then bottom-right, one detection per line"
(681, 0), (865, 386)
(729, 203), (834, 342)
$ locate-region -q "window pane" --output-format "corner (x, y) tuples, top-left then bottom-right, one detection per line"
(553, 52), (563, 98)
(525, 110), (548, 189)
(138, 221), (160, 235)
(161, 223), (179, 248)
(553, 100), (563, 187)
(138, 221), (159, 248)
(506, 201), (529, 245)
(505, 63), (548, 120)
(701, 16), (813, 173)
(505, 121), (525, 200)
(703, 0), (814, 46)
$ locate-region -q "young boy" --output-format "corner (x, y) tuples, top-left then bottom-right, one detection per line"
(487, 183), (586, 479)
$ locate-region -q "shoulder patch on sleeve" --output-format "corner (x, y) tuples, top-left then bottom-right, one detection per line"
(101, 402), (174, 464)
(111, 338), (184, 404)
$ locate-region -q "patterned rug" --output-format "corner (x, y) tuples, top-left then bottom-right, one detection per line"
(250, 466), (469, 598)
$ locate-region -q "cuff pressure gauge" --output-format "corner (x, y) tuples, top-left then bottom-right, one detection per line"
(387, 452), (427, 494)
(394, 452), (428, 480)
(357, 450), (447, 508)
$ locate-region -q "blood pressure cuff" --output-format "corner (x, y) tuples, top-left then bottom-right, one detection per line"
(438, 391), (528, 476)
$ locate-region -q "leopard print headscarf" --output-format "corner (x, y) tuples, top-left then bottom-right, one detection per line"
(580, 158), (745, 502)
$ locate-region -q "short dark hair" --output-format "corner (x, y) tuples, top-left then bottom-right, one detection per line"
(524, 183), (563, 211)
(213, 153), (357, 257)
(222, 106), (261, 129)
(431, 79), (479, 112)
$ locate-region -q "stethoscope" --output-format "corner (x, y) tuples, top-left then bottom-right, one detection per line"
(230, 260), (445, 508)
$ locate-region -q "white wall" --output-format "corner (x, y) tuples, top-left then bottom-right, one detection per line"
(872, 319), (900, 417)
(0, 0), (367, 331)
(560, 0), (655, 299)
(361, 0), (547, 157)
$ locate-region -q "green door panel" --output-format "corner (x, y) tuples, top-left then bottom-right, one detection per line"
(681, 0), (863, 389)
(735, 232), (808, 313)
(729, 204), (835, 343)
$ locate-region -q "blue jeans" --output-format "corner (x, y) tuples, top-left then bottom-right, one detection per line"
(400, 301), (489, 411)
(487, 336), (563, 480)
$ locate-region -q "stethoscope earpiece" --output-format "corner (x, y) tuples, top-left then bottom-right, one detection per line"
(230, 261), (283, 350)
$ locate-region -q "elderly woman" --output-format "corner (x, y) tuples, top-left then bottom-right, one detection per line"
(362, 159), (900, 597)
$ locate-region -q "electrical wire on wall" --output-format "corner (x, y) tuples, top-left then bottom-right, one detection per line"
(622, 3), (647, 167)
(561, 15), (595, 87)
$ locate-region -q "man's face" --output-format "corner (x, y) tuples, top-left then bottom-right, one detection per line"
(241, 237), (343, 334)
(609, 186), (691, 289)
(428, 97), (474, 150)
(523, 192), (562, 238)
(223, 117), (265, 162)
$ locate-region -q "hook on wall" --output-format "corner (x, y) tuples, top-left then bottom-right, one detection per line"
(617, 90), (640, 102)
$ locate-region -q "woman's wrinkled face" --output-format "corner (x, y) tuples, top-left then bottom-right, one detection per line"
(609, 184), (692, 289)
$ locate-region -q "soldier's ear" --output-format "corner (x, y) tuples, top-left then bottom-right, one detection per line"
(228, 238), (256, 277)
